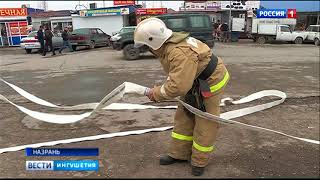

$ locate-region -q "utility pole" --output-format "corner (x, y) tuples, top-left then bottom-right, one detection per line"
(228, 0), (232, 42)
(229, 0), (232, 27)
(103, 0), (105, 8)
(229, 0), (232, 31)
(40, 1), (47, 11)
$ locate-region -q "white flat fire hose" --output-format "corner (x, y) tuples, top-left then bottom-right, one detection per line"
(0, 78), (318, 154)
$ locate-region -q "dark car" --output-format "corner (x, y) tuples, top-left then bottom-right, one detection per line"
(157, 13), (215, 48)
(113, 13), (215, 60)
(110, 26), (136, 49)
(69, 28), (111, 51)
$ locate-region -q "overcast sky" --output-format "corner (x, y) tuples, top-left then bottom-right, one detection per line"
(0, 1), (184, 11)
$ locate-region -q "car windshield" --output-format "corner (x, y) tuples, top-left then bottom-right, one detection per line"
(28, 31), (37, 37)
(120, 27), (135, 33)
(72, 29), (89, 34)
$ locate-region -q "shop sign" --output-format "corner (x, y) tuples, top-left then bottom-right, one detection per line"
(80, 8), (130, 17)
(0, 8), (27, 16)
(206, 1), (221, 10)
(184, 2), (206, 11)
(114, 0), (135, 6)
(136, 8), (167, 15)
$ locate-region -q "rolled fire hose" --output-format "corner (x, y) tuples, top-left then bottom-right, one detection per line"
(0, 78), (318, 154)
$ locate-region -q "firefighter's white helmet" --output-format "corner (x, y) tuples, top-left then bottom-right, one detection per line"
(134, 17), (173, 50)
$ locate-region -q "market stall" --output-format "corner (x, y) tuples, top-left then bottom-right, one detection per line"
(0, 8), (43, 47)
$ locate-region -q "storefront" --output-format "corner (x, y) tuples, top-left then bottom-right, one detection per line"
(0, 8), (29, 46)
(72, 5), (140, 35)
(0, 8), (43, 47)
(136, 8), (167, 24)
(29, 10), (73, 33)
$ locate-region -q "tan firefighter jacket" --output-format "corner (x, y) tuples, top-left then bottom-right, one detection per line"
(151, 32), (229, 102)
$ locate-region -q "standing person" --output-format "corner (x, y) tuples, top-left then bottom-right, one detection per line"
(59, 27), (73, 54)
(37, 25), (45, 54)
(1, 26), (8, 45)
(220, 22), (229, 43)
(213, 20), (221, 40)
(43, 25), (55, 56)
(134, 18), (229, 176)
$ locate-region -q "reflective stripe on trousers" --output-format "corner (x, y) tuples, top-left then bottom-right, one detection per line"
(193, 141), (214, 152)
(169, 71), (228, 155)
(171, 132), (214, 152)
(171, 132), (192, 141)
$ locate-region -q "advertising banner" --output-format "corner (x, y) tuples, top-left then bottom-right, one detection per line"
(80, 8), (130, 17)
(0, 8), (27, 16)
(206, 1), (221, 11)
(114, 0), (135, 6)
(136, 8), (167, 15)
(8, 21), (28, 36)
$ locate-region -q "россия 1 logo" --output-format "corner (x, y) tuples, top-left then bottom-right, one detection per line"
(257, 9), (296, 19)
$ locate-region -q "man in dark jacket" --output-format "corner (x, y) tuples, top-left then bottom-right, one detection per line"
(59, 27), (73, 53)
(213, 20), (220, 40)
(43, 25), (55, 56)
(37, 25), (45, 54)
(219, 23), (229, 43)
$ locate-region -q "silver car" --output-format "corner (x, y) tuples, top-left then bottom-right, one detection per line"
(304, 25), (320, 46)
(20, 31), (64, 54)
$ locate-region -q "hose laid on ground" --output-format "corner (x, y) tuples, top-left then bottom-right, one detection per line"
(0, 78), (318, 154)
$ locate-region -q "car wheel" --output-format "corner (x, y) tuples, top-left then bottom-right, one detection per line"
(72, 45), (77, 51)
(314, 38), (320, 46)
(25, 49), (32, 54)
(294, 37), (303, 44)
(257, 36), (266, 44)
(89, 41), (95, 49)
(123, 44), (140, 60)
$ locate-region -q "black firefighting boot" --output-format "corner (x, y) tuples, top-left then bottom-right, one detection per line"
(159, 155), (188, 165)
(191, 165), (205, 176)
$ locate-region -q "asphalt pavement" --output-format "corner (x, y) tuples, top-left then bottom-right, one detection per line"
(0, 40), (319, 178)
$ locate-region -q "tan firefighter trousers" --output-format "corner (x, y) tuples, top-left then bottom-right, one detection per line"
(168, 87), (225, 167)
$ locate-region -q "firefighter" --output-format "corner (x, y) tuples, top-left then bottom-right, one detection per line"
(134, 18), (229, 176)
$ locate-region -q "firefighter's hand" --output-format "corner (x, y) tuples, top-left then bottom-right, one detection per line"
(144, 87), (156, 102)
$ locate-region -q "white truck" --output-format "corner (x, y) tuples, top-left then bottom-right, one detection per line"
(249, 18), (307, 44)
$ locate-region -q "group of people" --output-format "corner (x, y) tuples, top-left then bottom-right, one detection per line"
(213, 20), (230, 43)
(37, 25), (73, 56)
